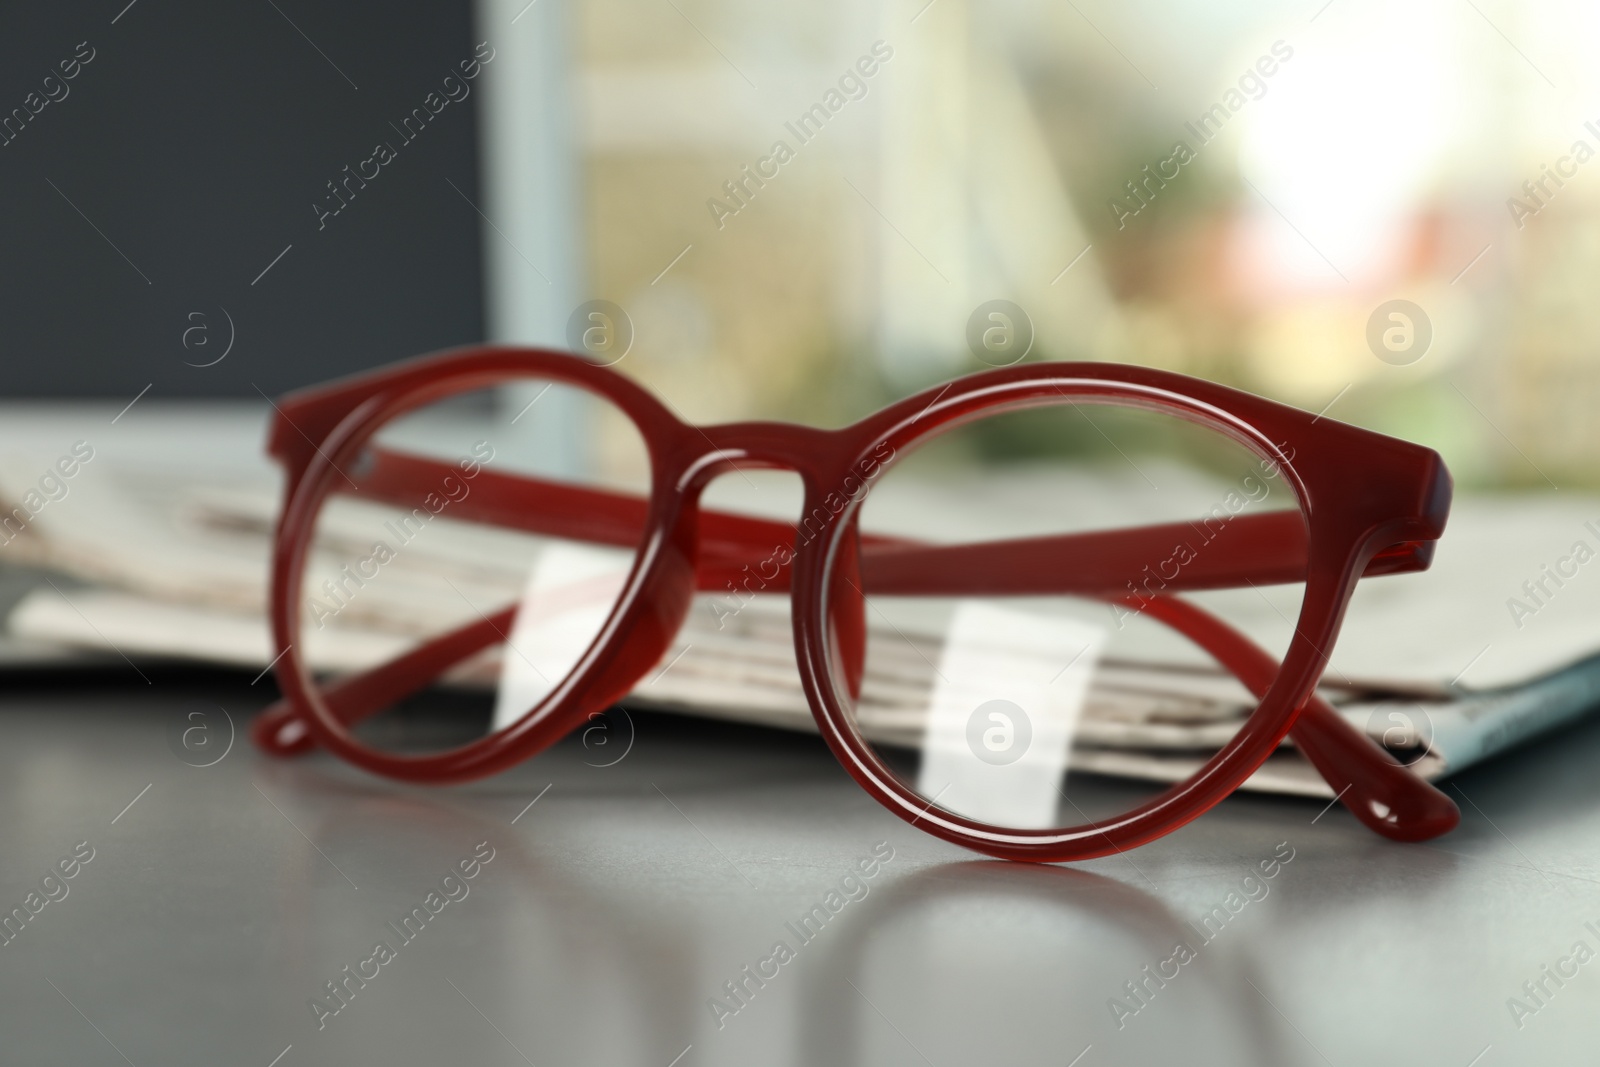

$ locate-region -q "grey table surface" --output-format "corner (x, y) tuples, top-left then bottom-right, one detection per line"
(2, 675), (1598, 1067)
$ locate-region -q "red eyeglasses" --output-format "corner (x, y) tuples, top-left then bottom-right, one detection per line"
(251, 346), (1457, 862)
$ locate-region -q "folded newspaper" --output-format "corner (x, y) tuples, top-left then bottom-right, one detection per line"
(3, 446), (1599, 798)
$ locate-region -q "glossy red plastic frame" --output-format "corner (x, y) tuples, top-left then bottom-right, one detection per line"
(253, 346), (1458, 862)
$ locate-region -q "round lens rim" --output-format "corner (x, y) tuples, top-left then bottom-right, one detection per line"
(271, 353), (673, 783)
(798, 375), (1337, 863)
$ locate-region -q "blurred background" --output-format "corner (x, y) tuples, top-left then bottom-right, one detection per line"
(10, 8), (1600, 1063)
(1, 0), (1594, 482)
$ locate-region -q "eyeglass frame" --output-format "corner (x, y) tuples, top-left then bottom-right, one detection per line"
(252, 345), (1458, 862)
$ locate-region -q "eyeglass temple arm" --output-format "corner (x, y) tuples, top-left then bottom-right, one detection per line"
(254, 466), (1452, 840)
(259, 450), (1449, 828)
(1129, 593), (1457, 841)
(250, 576), (1454, 841)
(350, 449), (1434, 593)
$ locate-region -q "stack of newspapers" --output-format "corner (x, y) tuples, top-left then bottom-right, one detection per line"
(2, 432), (1599, 798)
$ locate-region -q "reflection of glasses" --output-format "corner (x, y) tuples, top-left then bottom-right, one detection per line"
(253, 345), (1458, 862)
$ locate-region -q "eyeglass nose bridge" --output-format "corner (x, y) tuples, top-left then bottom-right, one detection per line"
(674, 420), (859, 491)
(643, 421), (873, 701)
(668, 419), (880, 589)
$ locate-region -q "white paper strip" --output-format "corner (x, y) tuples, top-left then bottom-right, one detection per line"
(915, 602), (1106, 829)
(490, 543), (631, 732)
